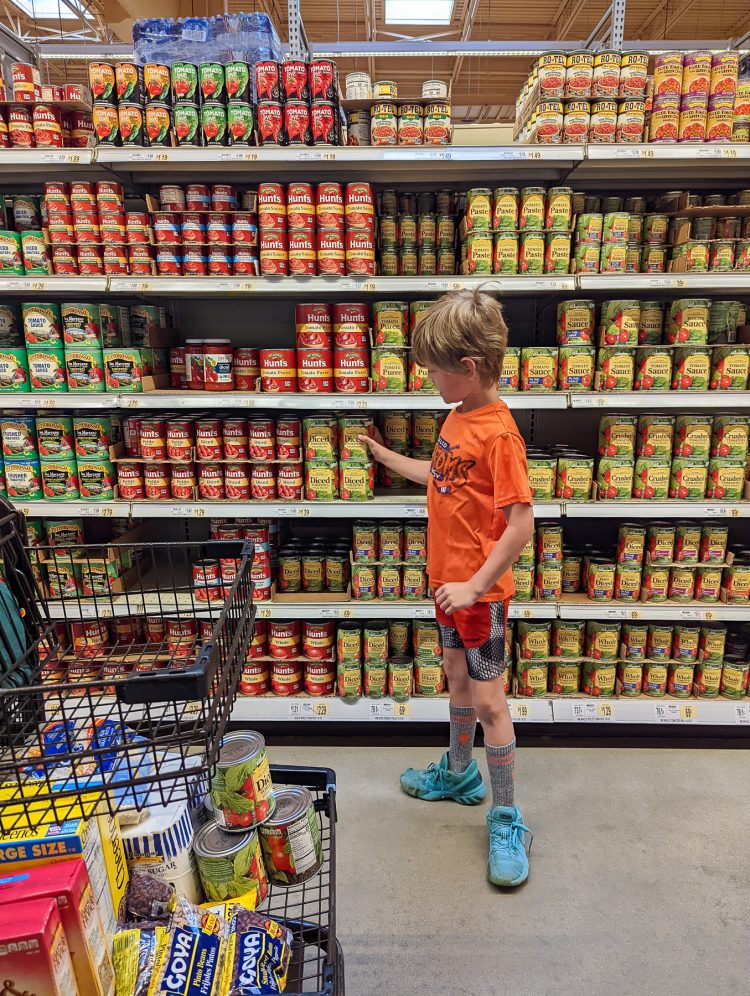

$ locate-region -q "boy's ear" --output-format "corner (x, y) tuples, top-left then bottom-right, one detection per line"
(460, 356), (478, 378)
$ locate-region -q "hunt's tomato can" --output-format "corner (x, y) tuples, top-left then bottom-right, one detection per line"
(303, 620), (335, 660)
(32, 104), (62, 148)
(345, 183), (375, 231)
(234, 347), (260, 390)
(276, 417), (301, 459)
(257, 182), (286, 229)
(52, 247), (78, 274)
(224, 418), (249, 459)
(258, 101), (286, 145)
(285, 100), (311, 144)
(185, 183), (209, 209)
(282, 60), (309, 101)
(208, 246), (232, 275)
(298, 347), (333, 393)
(225, 464), (251, 500)
(165, 617), (197, 657)
(156, 246), (182, 275)
(153, 212), (180, 244)
(255, 61), (281, 101)
(289, 230), (317, 275)
(143, 462), (170, 500)
(277, 463), (303, 501)
(260, 230), (289, 275)
(211, 184), (237, 211)
(346, 230), (376, 275)
(317, 229), (345, 275)
(233, 247), (259, 275)
(287, 183), (315, 230)
(139, 417), (167, 460)
(334, 347), (369, 392)
(116, 462), (145, 499)
(251, 463), (276, 500)
(311, 102), (337, 145)
(183, 247), (207, 275)
(296, 303), (332, 347)
(334, 303), (369, 347)
(207, 213), (231, 244)
(126, 211), (151, 244)
(261, 348), (297, 392)
(166, 418), (193, 460)
(248, 418), (275, 460)
(232, 213), (258, 245)
(310, 59), (337, 102)
(170, 462), (196, 499)
(195, 417), (223, 459)
(198, 462), (224, 500)
(241, 660), (269, 695)
(316, 182), (344, 229)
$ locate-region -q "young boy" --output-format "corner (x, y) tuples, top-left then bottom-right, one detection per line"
(360, 289), (534, 887)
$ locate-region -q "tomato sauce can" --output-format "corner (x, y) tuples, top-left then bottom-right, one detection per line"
(311, 102), (337, 145)
(285, 100), (311, 145)
(345, 183), (375, 231)
(143, 63), (170, 103)
(255, 61), (281, 101)
(346, 230), (376, 275)
(233, 347), (259, 390)
(287, 183), (315, 232)
(309, 60), (337, 102)
(257, 101), (286, 145)
(317, 229), (345, 275)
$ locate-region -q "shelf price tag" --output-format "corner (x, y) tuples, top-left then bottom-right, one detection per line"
(411, 604), (433, 619)
(511, 701), (533, 721)
(403, 505), (427, 518)
(272, 505), (311, 517)
(369, 700), (410, 720)
(256, 605), (272, 619)
(289, 700), (330, 719)
(91, 505), (115, 517)
(735, 703), (750, 725)
(565, 700), (613, 722)
(654, 702), (697, 723)
(713, 505), (742, 518)
(170, 505), (205, 518)
(41, 151), (82, 163)
(338, 397), (369, 410)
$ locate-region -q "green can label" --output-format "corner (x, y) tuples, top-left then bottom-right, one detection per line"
(40, 457), (79, 499)
(22, 303), (61, 345)
(174, 103), (200, 145)
(28, 348), (66, 391)
(6, 458), (42, 500)
(199, 63), (225, 102)
(202, 102), (227, 145)
(228, 102), (254, 145)
(171, 62), (198, 102)
(226, 62), (250, 101)
(0, 348), (29, 391)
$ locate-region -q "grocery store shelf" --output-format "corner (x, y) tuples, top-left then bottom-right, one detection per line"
(112, 391), (566, 411)
(0, 277), (107, 293)
(579, 273), (750, 292)
(12, 500), (130, 517)
(573, 144), (750, 183)
(232, 695), (553, 723)
(230, 694), (749, 725)
(557, 596), (749, 622)
(95, 144), (585, 182)
(132, 497), (430, 519)
(0, 394), (119, 410)
(0, 148), (97, 181)
(570, 392), (750, 410)
(565, 501), (750, 519)
(107, 275), (576, 296)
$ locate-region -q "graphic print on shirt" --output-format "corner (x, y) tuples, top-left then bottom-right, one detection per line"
(430, 432), (476, 494)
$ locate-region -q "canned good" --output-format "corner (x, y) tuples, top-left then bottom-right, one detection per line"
(520, 346), (558, 392)
(559, 343), (595, 392)
(193, 821), (267, 903)
(669, 457), (708, 500)
(517, 620), (551, 659)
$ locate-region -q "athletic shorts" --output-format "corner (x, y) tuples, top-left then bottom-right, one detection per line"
(434, 598), (509, 681)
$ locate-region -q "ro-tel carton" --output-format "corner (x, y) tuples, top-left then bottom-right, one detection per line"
(0, 813), (128, 939)
(0, 857), (115, 996)
(0, 897), (78, 995)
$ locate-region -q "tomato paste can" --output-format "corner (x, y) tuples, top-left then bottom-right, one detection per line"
(260, 348), (296, 392)
(255, 60), (281, 101)
(297, 347), (333, 393)
(309, 102), (335, 145)
(257, 100), (285, 145)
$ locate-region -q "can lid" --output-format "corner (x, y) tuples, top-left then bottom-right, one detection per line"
(263, 786), (314, 827)
(193, 817), (256, 858)
(216, 729), (265, 767)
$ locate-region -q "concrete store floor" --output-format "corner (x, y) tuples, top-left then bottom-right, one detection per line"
(270, 745), (749, 996)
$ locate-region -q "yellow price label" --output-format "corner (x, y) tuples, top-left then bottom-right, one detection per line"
(323, 152), (336, 160)
(39, 397), (56, 408)
(723, 147), (738, 158)
(527, 150), (542, 159)
(136, 282), (151, 292)
(597, 702), (614, 718)
(679, 704), (697, 720)
(98, 606), (114, 618)
(297, 508), (311, 517)
(363, 281), (376, 291)
(246, 152), (259, 160)
(513, 702), (530, 720)
(340, 607), (353, 618)
(629, 609), (641, 619)
(640, 148), (655, 158)
(393, 701), (410, 718)
(16, 506), (31, 517)
(703, 610), (715, 621)
(730, 507), (741, 517)
(123, 397), (139, 408)
(522, 608), (533, 618)
(98, 506), (114, 517)
(450, 282), (462, 290)
(69, 154), (81, 163)
(30, 282), (44, 291)
(675, 279), (687, 288)
(154, 153), (168, 161)
(312, 701), (329, 717)
(257, 606), (272, 619)
(192, 507), (206, 517)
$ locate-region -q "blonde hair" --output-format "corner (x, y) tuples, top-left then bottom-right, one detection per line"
(411, 289), (508, 383)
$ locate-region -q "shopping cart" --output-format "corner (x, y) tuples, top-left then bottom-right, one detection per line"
(0, 497), (255, 831)
(268, 764), (344, 996)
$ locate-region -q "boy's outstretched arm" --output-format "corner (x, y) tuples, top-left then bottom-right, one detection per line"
(435, 501), (534, 614)
(358, 432), (431, 485)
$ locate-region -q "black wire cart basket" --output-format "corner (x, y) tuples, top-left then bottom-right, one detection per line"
(0, 498), (255, 831)
(0, 498), (344, 994)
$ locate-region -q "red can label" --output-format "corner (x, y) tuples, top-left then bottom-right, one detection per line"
(234, 347), (259, 390)
(251, 463), (276, 500)
(52, 247), (79, 274)
(241, 660), (270, 694)
(181, 213), (206, 244)
(255, 61), (281, 102)
(282, 61), (309, 101)
(276, 417), (301, 460)
(225, 464), (251, 500)
(116, 463), (145, 500)
(285, 101), (311, 145)
(232, 213), (258, 245)
(302, 620), (335, 660)
(345, 182), (375, 230)
(207, 213), (231, 244)
(198, 462), (224, 500)
(166, 420), (193, 461)
(143, 462), (171, 500)
(224, 419), (249, 459)
(345, 230), (376, 275)
(170, 462), (196, 499)
(260, 348), (297, 392)
(257, 101), (286, 145)
(334, 347), (370, 392)
(183, 247), (207, 276)
(249, 418), (274, 460)
(129, 245), (155, 275)
(77, 245), (104, 275)
(287, 183), (315, 230)
(317, 229), (345, 275)
(139, 418), (167, 460)
(260, 230), (289, 275)
(211, 185), (237, 210)
(277, 463), (303, 501)
(195, 418), (222, 459)
(185, 184), (210, 210)
(156, 247), (182, 275)
(311, 102), (337, 145)
(288, 230), (317, 275)
(316, 182), (344, 228)
(309, 60), (337, 101)
(298, 347), (333, 393)
(233, 248), (258, 275)
(103, 245), (128, 274)
(208, 246), (232, 276)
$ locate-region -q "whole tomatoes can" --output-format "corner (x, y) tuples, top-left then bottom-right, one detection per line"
(209, 730), (275, 830)
(259, 786), (323, 887)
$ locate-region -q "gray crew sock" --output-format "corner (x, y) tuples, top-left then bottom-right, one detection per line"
(485, 738), (516, 808)
(448, 705), (477, 773)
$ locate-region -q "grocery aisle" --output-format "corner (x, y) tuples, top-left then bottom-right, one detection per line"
(272, 744), (749, 996)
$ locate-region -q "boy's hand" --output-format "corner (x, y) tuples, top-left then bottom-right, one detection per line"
(358, 430), (388, 463)
(435, 581), (483, 614)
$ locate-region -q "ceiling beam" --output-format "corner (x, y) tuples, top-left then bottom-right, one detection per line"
(729, 11), (750, 40)
(546, 0), (588, 40)
(662, 0), (700, 35)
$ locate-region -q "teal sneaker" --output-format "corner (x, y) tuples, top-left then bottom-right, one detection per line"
(400, 752), (487, 805)
(486, 805), (532, 887)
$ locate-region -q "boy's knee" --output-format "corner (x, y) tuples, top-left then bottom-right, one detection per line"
(474, 696), (508, 727)
(442, 649), (469, 684)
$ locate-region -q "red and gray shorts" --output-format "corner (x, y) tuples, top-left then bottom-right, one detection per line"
(434, 599), (509, 681)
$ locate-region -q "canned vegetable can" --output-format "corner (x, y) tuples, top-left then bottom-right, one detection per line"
(258, 786), (323, 886)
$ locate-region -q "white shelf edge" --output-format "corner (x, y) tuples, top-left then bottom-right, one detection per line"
(565, 501), (750, 519)
(570, 392), (750, 410)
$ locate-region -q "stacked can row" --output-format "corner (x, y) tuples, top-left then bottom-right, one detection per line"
(89, 57), (342, 148)
(0, 343), (167, 394)
(0, 300), (167, 349)
(515, 619), (750, 699)
(512, 519), (750, 606)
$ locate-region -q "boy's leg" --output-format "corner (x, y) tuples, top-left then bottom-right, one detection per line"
(470, 676), (515, 807)
(443, 646), (478, 774)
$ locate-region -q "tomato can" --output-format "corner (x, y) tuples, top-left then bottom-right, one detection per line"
(309, 59), (338, 102)
(255, 60), (280, 101)
(285, 101), (311, 145)
(298, 347), (333, 393)
(288, 183), (315, 231)
(260, 348), (296, 392)
(310, 102), (337, 145)
(257, 101), (286, 145)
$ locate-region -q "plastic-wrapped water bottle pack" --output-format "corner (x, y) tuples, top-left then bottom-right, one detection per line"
(132, 12), (283, 67)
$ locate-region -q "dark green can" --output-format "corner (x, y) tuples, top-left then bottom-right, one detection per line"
(225, 62), (250, 102)
(228, 102), (254, 145)
(199, 63), (226, 103)
(173, 103), (200, 146)
(171, 62), (198, 103)
(202, 102), (227, 145)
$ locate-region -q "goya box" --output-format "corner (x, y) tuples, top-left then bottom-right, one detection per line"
(103, 347), (143, 392)
(0, 346), (30, 391)
(520, 346), (558, 391)
(0, 899), (78, 996)
(65, 347), (104, 392)
(29, 347), (67, 391)
(0, 859), (114, 996)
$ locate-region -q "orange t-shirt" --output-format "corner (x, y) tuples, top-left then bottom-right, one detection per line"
(426, 399), (532, 602)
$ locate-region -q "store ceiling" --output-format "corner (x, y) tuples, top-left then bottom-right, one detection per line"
(3, 0), (750, 121)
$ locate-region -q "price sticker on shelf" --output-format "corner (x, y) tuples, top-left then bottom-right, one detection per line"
(735, 703), (750, 725)
(93, 506), (115, 517)
(256, 605), (272, 619)
(41, 151), (82, 163)
(369, 700), (410, 720)
(338, 397), (369, 410)
(170, 505), (204, 518)
(714, 505), (742, 518)
(295, 150), (327, 160)
(654, 702), (696, 723)
(236, 396), (257, 408)
(511, 701), (531, 721)
(289, 700), (330, 719)
(403, 505), (427, 518)
(36, 396), (56, 409)
(597, 702), (615, 719)
(679, 703), (698, 721)
(182, 701), (202, 717)
(15, 505), (32, 517)
(412, 604), (433, 619)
